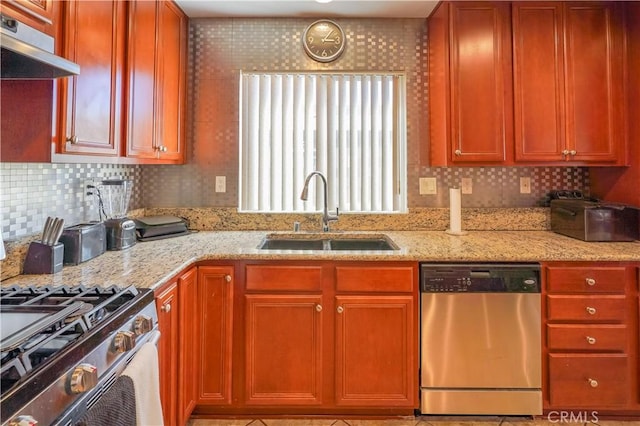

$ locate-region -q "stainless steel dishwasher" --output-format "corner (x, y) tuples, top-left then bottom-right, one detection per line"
(420, 263), (542, 415)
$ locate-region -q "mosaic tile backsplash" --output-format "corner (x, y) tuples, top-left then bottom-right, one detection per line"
(0, 18), (590, 241)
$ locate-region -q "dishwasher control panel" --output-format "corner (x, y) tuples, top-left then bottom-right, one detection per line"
(420, 263), (540, 293)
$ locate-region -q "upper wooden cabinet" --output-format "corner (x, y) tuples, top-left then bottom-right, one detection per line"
(125, 0), (187, 163)
(428, 1), (628, 166)
(429, 1), (513, 165)
(513, 2), (626, 165)
(56, 0), (125, 158)
(1, 0), (55, 36)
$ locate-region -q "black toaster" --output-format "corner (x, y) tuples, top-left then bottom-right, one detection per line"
(550, 199), (639, 242)
(58, 222), (107, 265)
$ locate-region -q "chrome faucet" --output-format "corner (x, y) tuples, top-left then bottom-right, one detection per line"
(300, 171), (339, 232)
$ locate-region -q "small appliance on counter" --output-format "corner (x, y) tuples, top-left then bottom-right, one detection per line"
(550, 190), (639, 242)
(134, 215), (190, 241)
(58, 222), (106, 265)
(93, 179), (136, 250)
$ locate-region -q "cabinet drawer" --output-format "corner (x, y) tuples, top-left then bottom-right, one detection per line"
(546, 295), (626, 322)
(546, 266), (626, 293)
(547, 324), (627, 351)
(548, 354), (628, 407)
(245, 265), (323, 291)
(336, 265), (414, 293)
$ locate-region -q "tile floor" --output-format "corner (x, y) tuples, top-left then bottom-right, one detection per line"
(188, 416), (638, 426)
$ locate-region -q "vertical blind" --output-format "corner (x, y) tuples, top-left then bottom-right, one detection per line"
(239, 72), (406, 213)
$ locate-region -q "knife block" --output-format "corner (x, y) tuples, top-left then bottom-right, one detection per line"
(23, 242), (64, 274)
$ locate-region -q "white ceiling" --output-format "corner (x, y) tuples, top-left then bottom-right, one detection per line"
(174, 0), (440, 18)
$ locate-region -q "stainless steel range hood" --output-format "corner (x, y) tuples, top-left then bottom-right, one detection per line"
(1, 14), (79, 79)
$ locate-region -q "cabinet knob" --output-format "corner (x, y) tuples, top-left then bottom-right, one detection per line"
(570, 150), (577, 155)
(316, 304), (322, 312)
(588, 378), (598, 388)
(454, 149), (462, 156)
(67, 135), (79, 144)
(562, 149), (569, 155)
(225, 274), (232, 283)
(586, 336), (596, 345)
(586, 306), (596, 315)
(68, 363), (98, 394)
(585, 278), (596, 286)
(161, 302), (171, 313)
(337, 306), (344, 314)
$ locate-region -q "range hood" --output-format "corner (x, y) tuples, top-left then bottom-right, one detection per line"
(1, 14), (79, 79)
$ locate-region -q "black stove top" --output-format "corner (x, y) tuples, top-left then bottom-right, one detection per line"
(0, 285), (155, 425)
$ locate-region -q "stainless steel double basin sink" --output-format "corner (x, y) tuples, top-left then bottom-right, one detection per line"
(258, 233), (399, 251)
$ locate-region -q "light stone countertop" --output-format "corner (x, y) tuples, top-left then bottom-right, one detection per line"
(1, 230), (639, 291)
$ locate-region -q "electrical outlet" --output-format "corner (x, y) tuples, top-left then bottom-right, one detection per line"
(215, 176), (226, 193)
(83, 180), (96, 203)
(461, 178), (472, 194)
(520, 177), (531, 194)
(419, 177), (437, 195)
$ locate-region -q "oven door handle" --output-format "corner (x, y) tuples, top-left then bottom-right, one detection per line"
(148, 330), (161, 346)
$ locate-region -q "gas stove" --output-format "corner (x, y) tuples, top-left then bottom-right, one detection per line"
(0, 285), (158, 426)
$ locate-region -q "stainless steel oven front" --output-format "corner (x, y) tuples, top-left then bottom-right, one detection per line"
(420, 263), (542, 415)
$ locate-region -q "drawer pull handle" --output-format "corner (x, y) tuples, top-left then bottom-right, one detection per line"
(586, 306), (596, 315)
(588, 378), (598, 388)
(585, 278), (596, 286)
(161, 303), (171, 313)
(337, 306), (344, 314)
(586, 336), (596, 345)
(225, 274), (232, 283)
(316, 304), (322, 312)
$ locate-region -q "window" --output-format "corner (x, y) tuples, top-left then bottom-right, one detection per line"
(239, 72), (407, 213)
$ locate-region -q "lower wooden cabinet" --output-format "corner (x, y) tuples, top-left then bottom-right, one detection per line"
(156, 280), (179, 425)
(178, 268), (198, 425)
(543, 262), (640, 415)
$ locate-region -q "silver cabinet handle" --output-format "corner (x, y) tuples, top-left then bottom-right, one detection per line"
(336, 306), (344, 314)
(316, 304), (322, 312)
(586, 306), (596, 315)
(586, 336), (596, 345)
(225, 274), (232, 283)
(586, 278), (596, 286)
(67, 135), (79, 144)
(161, 303), (171, 313)
(570, 150), (577, 155)
(562, 149), (569, 155)
(588, 378), (598, 388)
(454, 149), (462, 156)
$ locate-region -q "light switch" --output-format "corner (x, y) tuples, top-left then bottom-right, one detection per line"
(215, 176), (226, 193)
(419, 177), (437, 195)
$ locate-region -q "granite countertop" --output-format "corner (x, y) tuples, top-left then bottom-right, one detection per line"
(2, 230), (639, 291)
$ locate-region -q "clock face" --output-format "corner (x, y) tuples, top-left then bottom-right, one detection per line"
(303, 20), (346, 62)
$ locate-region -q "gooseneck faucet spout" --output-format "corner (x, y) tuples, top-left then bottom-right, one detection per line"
(300, 171), (339, 232)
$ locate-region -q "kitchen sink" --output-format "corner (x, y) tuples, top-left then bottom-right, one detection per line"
(257, 234), (399, 251)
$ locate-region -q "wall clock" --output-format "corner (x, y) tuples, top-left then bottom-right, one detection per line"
(302, 19), (346, 63)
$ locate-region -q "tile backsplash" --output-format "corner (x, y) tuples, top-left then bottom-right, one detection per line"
(1, 18), (591, 241)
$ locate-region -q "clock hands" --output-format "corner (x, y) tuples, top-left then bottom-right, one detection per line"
(322, 30), (336, 43)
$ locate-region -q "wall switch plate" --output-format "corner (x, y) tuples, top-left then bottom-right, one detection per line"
(215, 176), (226, 193)
(419, 177), (437, 195)
(520, 177), (531, 194)
(461, 178), (472, 194)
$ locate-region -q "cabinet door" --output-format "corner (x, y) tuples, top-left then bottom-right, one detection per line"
(198, 266), (234, 405)
(155, 0), (186, 162)
(334, 295), (415, 407)
(125, 0), (158, 160)
(57, 0), (124, 157)
(178, 268), (198, 425)
(513, 2), (565, 162)
(1, 0), (55, 35)
(448, 2), (512, 163)
(564, 2), (625, 164)
(245, 294), (324, 405)
(156, 281), (179, 426)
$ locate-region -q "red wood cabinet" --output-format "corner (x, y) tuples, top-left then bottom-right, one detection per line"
(197, 266), (234, 405)
(0, 0), (55, 36)
(125, 0), (186, 163)
(513, 2), (626, 165)
(178, 268), (198, 426)
(334, 295), (414, 406)
(429, 1), (513, 165)
(156, 280), (179, 426)
(542, 262), (640, 415)
(56, 0), (125, 158)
